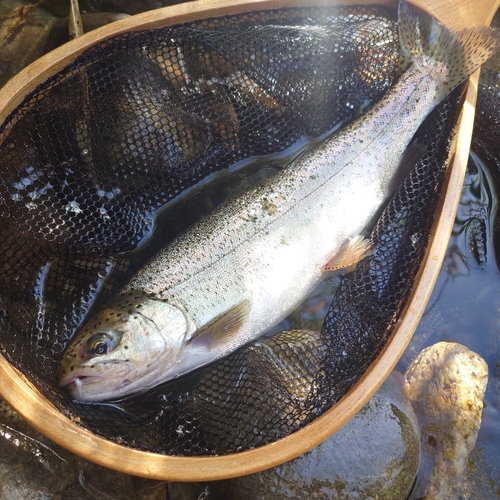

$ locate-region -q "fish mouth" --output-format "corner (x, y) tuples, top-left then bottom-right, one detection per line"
(59, 373), (103, 388)
(59, 370), (135, 402)
(58, 361), (133, 399)
(59, 374), (105, 402)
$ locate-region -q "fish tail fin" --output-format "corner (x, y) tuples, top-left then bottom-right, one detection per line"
(398, 0), (500, 92)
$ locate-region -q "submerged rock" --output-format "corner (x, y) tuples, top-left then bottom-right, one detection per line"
(0, 397), (163, 499)
(0, 398), (76, 499)
(0, 0), (130, 88)
(169, 372), (420, 500)
(404, 341), (488, 499)
(0, 0), (60, 87)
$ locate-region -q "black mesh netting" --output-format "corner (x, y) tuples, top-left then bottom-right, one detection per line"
(0, 5), (464, 455)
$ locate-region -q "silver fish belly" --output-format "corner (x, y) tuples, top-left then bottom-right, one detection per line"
(59, 0), (500, 401)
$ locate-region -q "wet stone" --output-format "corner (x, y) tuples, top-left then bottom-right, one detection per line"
(0, 0), (60, 87)
(0, 0), (130, 88)
(0, 421), (76, 498)
(168, 372), (419, 500)
(0, 397), (161, 499)
(80, 12), (130, 31)
(404, 341), (488, 499)
(74, 0), (189, 16)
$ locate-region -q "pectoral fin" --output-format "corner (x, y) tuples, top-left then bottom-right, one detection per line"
(323, 235), (373, 272)
(191, 300), (250, 349)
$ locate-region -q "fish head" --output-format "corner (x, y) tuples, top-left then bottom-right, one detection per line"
(58, 292), (189, 402)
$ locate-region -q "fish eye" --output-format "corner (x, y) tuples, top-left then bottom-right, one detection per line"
(86, 332), (115, 356)
(93, 342), (108, 355)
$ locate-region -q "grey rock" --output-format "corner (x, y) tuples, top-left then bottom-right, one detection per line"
(81, 12), (129, 31)
(0, 421), (76, 498)
(78, 0), (189, 16)
(0, 397), (162, 499)
(0, 0), (60, 88)
(0, 0), (130, 89)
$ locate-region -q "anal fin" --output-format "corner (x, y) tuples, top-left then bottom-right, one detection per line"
(323, 235), (373, 272)
(191, 300), (250, 349)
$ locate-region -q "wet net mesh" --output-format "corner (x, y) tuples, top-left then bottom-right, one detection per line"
(0, 5), (464, 455)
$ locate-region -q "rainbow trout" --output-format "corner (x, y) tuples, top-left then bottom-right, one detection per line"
(59, 0), (500, 402)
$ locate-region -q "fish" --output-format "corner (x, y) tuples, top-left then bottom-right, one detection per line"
(58, 0), (500, 402)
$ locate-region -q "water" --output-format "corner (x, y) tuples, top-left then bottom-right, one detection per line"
(398, 150), (500, 495)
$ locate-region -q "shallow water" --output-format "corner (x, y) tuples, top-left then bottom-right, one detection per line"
(399, 150), (500, 497)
